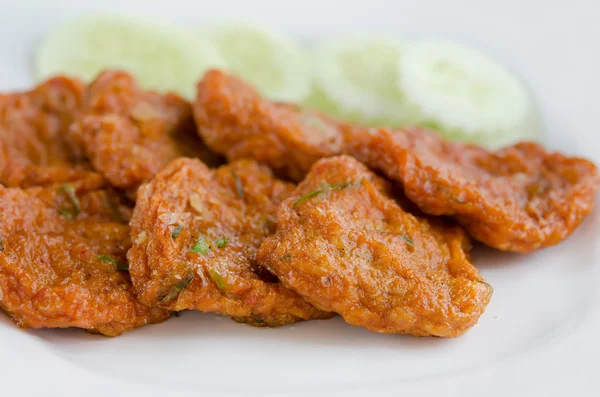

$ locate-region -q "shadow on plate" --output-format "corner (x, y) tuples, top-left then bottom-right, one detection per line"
(30, 311), (454, 351)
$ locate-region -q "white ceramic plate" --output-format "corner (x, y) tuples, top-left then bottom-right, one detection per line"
(1, 1), (599, 396)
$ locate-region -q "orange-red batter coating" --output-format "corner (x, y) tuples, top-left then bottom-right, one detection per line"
(0, 75), (100, 187)
(194, 69), (343, 181)
(128, 158), (332, 326)
(193, 70), (598, 252)
(257, 156), (492, 337)
(0, 183), (170, 336)
(68, 70), (222, 194)
(346, 127), (600, 252)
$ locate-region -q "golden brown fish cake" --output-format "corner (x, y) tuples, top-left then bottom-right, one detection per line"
(68, 70), (223, 194)
(128, 158), (332, 326)
(193, 70), (598, 252)
(345, 127), (600, 252)
(194, 69), (344, 181)
(257, 156), (492, 337)
(0, 184), (170, 336)
(0, 179), (130, 237)
(0, 75), (100, 187)
(0, 229), (170, 337)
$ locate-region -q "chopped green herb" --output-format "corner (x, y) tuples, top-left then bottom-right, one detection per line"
(97, 254), (113, 263)
(280, 253), (292, 261)
(58, 208), (74, 219)
(400, 235), (414, 246)
(232, 315), (267, 326)
(231, 171), (244, 199)
(248, 316), (267, 326)
(215, 237), (228, 248)
(378, 232), (415, 249)
(58, 184), (80, 219)
(293, 189), (322, 206)
(160, 271), (194, 303)
(172, 224), (183, 239)
(208, 269), (227, 291)
(190, 236), (210, 254)
(293, 182), (352, 206)
(97, 254), (129, 271)
(0, 237), (4, 252)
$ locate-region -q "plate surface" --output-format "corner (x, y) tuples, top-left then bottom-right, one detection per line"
(1, 1), (599, 396)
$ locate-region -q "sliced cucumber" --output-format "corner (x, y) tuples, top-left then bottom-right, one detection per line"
(36, 14), (226, 98)
(201, 22), (312, 102)
(398, 39), (539, 147)
(312, 36), (421, 126)
(302, 86), (409, 129)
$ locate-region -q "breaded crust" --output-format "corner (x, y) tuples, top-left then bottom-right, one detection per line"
(68, 70), (222, 194)
(257, 156), (492, 337)
(346, 127), (600, 252)
(194, 69), (344, 181)
(128, 158), (332, 326)
(0, 184), (170, 336)
(0, 75), (100, 187)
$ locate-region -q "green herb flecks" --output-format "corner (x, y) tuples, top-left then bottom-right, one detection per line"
(231, 171), (244, 199)
(98, 254), (129, 271)
(400, 235), (414, 246)
(172, 224), (183, 239)
(190, 236), (210, 254)
(232, 315), (268, 327)
(246, 316), (267, 326)
(215, 237), (228, 248)
(280, 253), (292, 261)
(0, 237), (4, 252)
(58, 184), (80, 219)
(293, 190), (321, 206)
(160, 271), (194, 303)
(293, 182), (353, 206)
(208, 269), (227, 291)
(379, 232), (414, 250)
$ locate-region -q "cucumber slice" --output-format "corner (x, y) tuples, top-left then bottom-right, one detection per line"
(36, 14), (226, 98)
(201, 22), (311, 102)
(302, 86), (412, 128)
(312, 37), (421, 126)
(398, 39), (539, 147)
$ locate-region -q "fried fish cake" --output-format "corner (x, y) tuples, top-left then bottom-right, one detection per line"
(0, 179), (131, 236)
(345, 127), (600, 252)
(193, 71), (598, 252)
(68, 70), (222, 193)
(0, 75), (101, 187)
(257, 156), (492, 337)
(128, 158), (332, 326)
(0, 184), (170, 336)
(194, 69), (344, 181)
